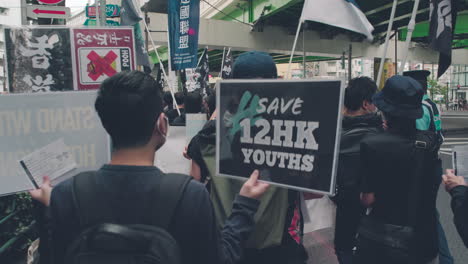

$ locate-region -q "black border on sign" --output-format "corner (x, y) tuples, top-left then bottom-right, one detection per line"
(215, 79), (345, 196)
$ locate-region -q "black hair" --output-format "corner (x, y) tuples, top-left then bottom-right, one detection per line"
(163, 91), (173, 109)
(175, 92), (185, 105)
(185, 91), (203, 114)
(383, 112), (416, 137)
(95, 71), (163, 149)
(344, 77), (378, 111)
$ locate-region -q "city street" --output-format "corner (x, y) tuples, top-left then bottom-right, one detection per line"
(304, 116), (468, 264)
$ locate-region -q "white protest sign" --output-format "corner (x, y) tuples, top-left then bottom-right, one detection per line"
(155, 126), (189, 174)
(0, 91), (110, 196)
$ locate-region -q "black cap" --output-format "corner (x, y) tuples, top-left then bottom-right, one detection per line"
(372, 75), (424, 119)
(403, 70), (430, 91)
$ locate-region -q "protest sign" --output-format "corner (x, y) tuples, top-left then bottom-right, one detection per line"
(72, 28), (136, 90)
(4, 27), (74, 93)
(4, 26), (136, 92)
(216, 80), (344, 195)
(0, 91), (110, 196)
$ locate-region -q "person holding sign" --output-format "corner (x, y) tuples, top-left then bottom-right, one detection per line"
(442, 169), (468, 248)
(30, 71), (270, 264)
(210, 51), (309, 264)
(358, 76), (440, 264)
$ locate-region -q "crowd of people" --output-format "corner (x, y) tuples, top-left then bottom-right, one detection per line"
(25, 51), (468, 264)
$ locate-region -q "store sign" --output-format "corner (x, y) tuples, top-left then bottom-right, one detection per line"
(86, 5), (121, 18)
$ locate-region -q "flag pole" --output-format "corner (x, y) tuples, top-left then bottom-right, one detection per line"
(287, 20), (303, 79)
(398, 0), (420, 75)
(136, 0), (180, 115)
(376, 0), (398, 87)
(219, 47), (226, 78)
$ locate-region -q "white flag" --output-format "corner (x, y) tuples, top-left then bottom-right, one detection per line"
(300, 0), (374, 41)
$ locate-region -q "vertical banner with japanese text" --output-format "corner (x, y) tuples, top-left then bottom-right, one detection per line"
(168, 0), (200, 70)
(72, 28), (136, 90)
(4, 26), (136, 92)
(5, 27), (73, 93)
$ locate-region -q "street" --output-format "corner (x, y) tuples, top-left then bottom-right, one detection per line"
(304, 114), (468, 264)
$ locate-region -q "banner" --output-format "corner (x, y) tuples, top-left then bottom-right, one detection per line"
(168, 0), (200, 70)
(72, 28), (136, 90)
(4, 26), (136, 91)
(4, 27), (73, 93)
(216, 80), (344, 194)
(429, 0), (458, 78)
(0, 91), (110, 196)
(221, 48), (233, 79)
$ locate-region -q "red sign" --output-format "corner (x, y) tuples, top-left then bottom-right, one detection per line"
(72, 28), (136, 90)
(38, 0), (64, 4)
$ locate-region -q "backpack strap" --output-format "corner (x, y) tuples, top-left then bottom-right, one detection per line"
(407, 140), (427, 228)
(150, 173), (192, 229)
(72, 171), (192, 230)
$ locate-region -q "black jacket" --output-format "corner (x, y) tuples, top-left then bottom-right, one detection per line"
(337, 113), (382, 189)
(449, 185), (468, 248)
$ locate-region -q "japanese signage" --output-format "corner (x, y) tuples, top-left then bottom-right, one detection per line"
(216, 80), (344, 195)
(168, 0), (200, 70)
(0, 91), (110, 196)
(5, 27), (74, 93)
(86, 5), (121, 18)
(73, 28), (135, 90)
(4, 26), (135, 92)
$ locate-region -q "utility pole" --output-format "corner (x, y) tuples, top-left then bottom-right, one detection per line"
(348, 44), (352, 81)
(98, 0), (106, 26)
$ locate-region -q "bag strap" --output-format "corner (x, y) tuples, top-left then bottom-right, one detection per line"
(407, 140), (427, 227)
(72, 171), (192, 230)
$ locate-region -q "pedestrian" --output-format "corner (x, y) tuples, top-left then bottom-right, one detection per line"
(334, 77), (382, 264)
(29, 71), (270, 264)
(357, 76), (440, 264)
(167, 92), (185, 125)
(442, 169), (468, 247)
(173, 91), (203, 126)
(404, 70), (453, 264)
(186, 51), (309, 264)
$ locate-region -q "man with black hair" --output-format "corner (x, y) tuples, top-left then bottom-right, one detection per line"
(166, 92), (185, 124)
(173, 91), (203, 126)
(334, 77), (382, 264)
(31, 71), (269, 264)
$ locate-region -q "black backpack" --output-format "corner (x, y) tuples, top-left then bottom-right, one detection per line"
(64, 171), (192, 264)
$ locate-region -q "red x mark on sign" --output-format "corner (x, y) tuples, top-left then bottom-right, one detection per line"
(87, 50), (118, 81)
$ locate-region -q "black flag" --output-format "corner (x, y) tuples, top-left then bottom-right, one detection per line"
(221, 48), (233, 79)
(429, 0), (458, 78)
(196, 48), (210, 95)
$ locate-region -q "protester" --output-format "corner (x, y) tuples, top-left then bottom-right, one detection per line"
(442, 169), (468, 248)
(167, 92), (185, 125)
(404, 70), (453, 264)
(163, 91), (177, 122)
(173, 91), (203, 126)
(186, 51), (308, 264)
(357, 76), (440, 264)
(29, 71), (270, 264)
(334, 77), (381, 264)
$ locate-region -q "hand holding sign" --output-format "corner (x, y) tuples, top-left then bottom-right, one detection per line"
(29, 176), (52, 206)
(239, 170), (270, 200)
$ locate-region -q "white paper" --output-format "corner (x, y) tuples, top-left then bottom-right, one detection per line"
(186, 113), (207, 144)
(453, 145), (468, 179)
(20, 138), (77, 188)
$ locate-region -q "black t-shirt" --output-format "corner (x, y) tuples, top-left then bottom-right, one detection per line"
(46, 165), (260, 264)
(360, 131), (439, 262)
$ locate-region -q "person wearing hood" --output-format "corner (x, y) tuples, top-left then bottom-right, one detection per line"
(334, 77), (382, 264)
